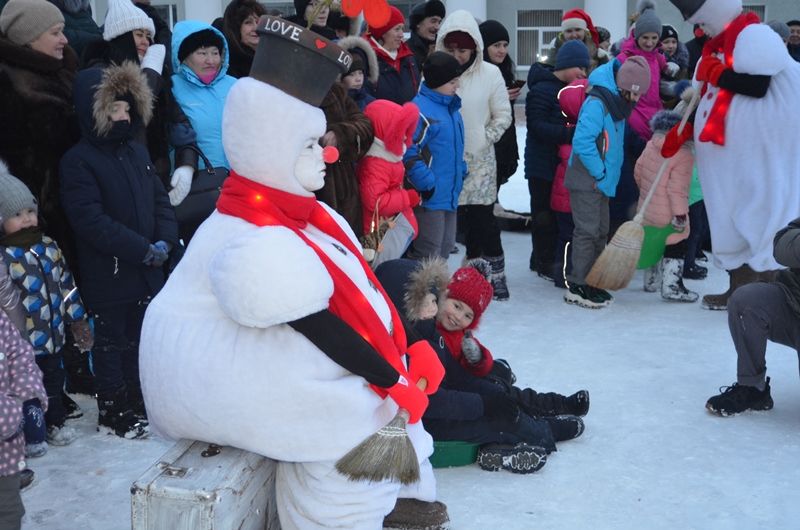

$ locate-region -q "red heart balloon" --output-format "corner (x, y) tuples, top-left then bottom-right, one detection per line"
(315, 38), (327, 49)
(341, 0), (364, 18)
(364, 0), (391, 28)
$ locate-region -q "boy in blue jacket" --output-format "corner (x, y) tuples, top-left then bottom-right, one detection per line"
(404, 51), (468, 259)
(564, 56), (651, 309)
(60, 63), (178, 439)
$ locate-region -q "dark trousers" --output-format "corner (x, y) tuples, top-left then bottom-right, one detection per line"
(528, 178), (558, 271)
(460, 205), (503, 259)
(554, 212), (575, 283)
(685, 200), (709, 269)
(728, 283), (800, 388)
(0, 474), (23, 530)
(35, 353), (66, 428)
(91, 300), (148, 398)
(425, 412), (556, 453)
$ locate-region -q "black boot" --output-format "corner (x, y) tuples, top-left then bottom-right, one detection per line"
(97, 388), (148, 439)
(126, 383), (148, 423)
(382, 499), (450, 530)
(543, 415), (585, 442)
(485, 254), (509, 301)
(511, 386), (573, 417)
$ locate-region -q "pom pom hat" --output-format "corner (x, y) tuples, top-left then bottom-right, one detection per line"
(561, 8), (599, 46)
(0, 0), (64, 46)
(369, 5), (405, 40)
(445, 262), (493, 328)
(634, 0), (662, 39)
(103, 0), (155, 41)
(0, 160), (37, 226)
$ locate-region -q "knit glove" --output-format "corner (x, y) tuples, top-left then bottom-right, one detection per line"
(480, 392), (520, 424)
(671, 214), (688, 232)
(462, 331), (482, 364)
(695, 56), (726, 87)
(407, 189), (421, 208)
(406, 340), (444, 395)
(660, 121), (693, 158)
(168, 165), (194, 206)
(664, 61), (680, 77)
(70, 320), (94, 352)
(140, 44), (166, 75)
(386, 374), (429, 424)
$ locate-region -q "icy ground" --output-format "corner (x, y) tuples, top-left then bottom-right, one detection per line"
(23, 128), (800, 529)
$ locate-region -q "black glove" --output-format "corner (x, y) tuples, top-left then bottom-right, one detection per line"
(481, 392), (520, 424)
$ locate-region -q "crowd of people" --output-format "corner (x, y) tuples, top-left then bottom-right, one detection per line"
(0, 0), (799, 527)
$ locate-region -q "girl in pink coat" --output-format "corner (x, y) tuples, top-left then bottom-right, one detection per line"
(634, 109), (696, 302)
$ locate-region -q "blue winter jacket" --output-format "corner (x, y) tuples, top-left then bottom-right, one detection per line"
(171, 21), (236, 169)
(404, 83), (468, 211)
(569, 59), (627, 198)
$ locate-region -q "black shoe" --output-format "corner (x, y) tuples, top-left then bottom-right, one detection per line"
(477, 442), (547, 474)
(696, 250), (708, 262)
(683, 264), (708, 280)
(564, 284), (607, 309)
(706, 377), (774, 417)
(566, 390), (590, 417)
(19, 469), (34, 490)
(589, 286), (613, 303)
(62, 392), (83, 420)
(544, 415), (585, 442)
(97, 390), (149, 439)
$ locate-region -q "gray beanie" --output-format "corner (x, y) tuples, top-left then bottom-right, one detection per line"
(634, 0), (662, 40)
(766, 20), (790, 41)
(0, 0), (65, 46)
(617, 55), (651, 95)
(0, 160), (37, 227)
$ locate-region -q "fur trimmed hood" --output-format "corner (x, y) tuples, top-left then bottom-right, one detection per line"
(649, 109), (682, 134)
(404, 258), (449, 321)
(337, 35), (379, 85)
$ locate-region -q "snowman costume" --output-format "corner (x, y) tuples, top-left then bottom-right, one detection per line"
(139, 17), (443, 529)
(669, 0), (800, 273)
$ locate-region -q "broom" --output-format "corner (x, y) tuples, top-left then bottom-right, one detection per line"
(335, 378), (427, 485)
(585, 87), (701, 291)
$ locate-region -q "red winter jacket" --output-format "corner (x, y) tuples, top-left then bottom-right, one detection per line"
(550, 79), (588, 213)
(437, 326), (494, 377)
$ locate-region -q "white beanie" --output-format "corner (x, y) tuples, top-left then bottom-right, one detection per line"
(103, 0), (155, 41)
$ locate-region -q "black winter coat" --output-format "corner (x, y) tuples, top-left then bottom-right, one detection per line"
(59, 68), (178, 308)
(367, 42), (420, 105)
(407, 32), (433, 72)
(524, 63), (572, 182)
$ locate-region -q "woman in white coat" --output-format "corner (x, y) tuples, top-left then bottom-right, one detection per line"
(436, 10), (512, 300)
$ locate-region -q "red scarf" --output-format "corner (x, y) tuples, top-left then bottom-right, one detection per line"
(216, 172), (408, 398)
(698, 12), (760, 145)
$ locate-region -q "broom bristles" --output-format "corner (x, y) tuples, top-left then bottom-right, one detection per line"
(335, 412), (421, 485)
(585, 220), (644, 291)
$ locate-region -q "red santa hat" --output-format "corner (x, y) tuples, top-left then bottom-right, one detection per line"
(561, 8), (600, 47)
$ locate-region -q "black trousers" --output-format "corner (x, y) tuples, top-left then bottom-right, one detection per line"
(460, 204), (504, 259)
(528, 177), (558, 271)
(91, 300), (148, 398)
(35, 353), (66, 428)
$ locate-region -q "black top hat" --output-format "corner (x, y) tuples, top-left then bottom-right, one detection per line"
(249, 15), (351, 106)
(668, 0), (706, 21)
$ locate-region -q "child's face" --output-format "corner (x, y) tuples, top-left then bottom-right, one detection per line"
(2, 207), (38, 234)
(110, 101), (131, 123)
(343, 70), (364, 91)
(418, 293), (438, 320)
(434, 77), (460, 96)
(436, 298), (474, 331)
(637, 32), (660, 52)
(444, 45), (473, 66)
(660, 37), (678, 56)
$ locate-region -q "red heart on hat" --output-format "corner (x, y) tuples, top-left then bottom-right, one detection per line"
(315, 39), (327, 49)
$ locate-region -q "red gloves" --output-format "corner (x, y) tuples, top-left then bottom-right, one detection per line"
(661, 121), (694, 158)
(386, 374), (428, 423)
(406, 340), (444, 395)
(696, 56), (727, 86)
(407, 189), (421, 208)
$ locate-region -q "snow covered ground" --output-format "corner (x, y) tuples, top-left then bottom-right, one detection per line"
(22, 128), (800, 528)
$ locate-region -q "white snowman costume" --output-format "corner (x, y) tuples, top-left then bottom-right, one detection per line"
(138, 23), (436, 529)
(681, 0), (800, 272)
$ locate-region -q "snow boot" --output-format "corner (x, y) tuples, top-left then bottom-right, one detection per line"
(511, 387), (578, 417)
(566, 390), (591, 417)
(477, 442), (547, 474)
(485, 254), (509, 301)
(62, 392), (82, 420)
(25, 442), (48, 458)
(19, 469), (34, 491)
(682, 263), (708, 280)
(701, 264), (758, 310)
(643, 260), (663, 292)
(46, 424), (78, 446)
(706, 377), (773, 417)
(97, 389), (148, 439)
(544, 415), (585, 442)
(661, 258), (698, 302)
(383, 499), (450, 530)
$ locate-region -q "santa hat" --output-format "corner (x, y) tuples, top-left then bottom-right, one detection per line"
(445, 260), (493, 328)
(103, 0), (155, 41)
(561, 8), (599, 47)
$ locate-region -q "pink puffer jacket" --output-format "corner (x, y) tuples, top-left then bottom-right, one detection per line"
(550, 79), (588, 213)
(634, 134), (693, 245)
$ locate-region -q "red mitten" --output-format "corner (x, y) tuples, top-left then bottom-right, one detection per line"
(660, 121), (694, 158)
(407, 189), (421, 208)
(406, 340), (444, 395)
(386, 374), (429, 423)
(695, 56), (726, 86)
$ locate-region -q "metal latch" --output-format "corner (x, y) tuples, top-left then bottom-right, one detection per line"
(158, 461), (188, 478)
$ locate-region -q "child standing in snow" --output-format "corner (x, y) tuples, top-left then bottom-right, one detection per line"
(658, 24), (689, 107)
(0, 164), (92, 457)
(0, 309), (47, 530)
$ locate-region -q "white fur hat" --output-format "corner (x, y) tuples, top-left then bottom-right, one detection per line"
(103, 0), (155, 41)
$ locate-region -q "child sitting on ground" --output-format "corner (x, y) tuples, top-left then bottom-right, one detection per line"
(375, 258), (589, 475)
(0, 162), (93, 457)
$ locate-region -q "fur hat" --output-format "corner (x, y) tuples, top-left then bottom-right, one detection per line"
(423, 51), (463, 89)
(634, 0), (662, 39)
(555, 39), (590, 71)
(338, 35), (379, 84)
(369, 6), (405, 41)
(0, 160), (37, 227)
(0, 0), (64, 46)
(91, 61), (153, 137)
(178, 29), (225, 64)
(409, 0), (445, 31)
(617, 55), (651, 95)
(103, 0), (155, 41)
(445, 259), (493, 328)
(374, 258), (449, 322)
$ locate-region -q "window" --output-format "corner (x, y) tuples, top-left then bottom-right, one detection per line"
(260, 2), (295, 17)
(152, 4), (178, 28)
(517, 9), (562, 68)
(742, 4), (766, 20)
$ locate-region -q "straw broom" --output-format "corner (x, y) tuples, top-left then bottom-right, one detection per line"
(585, 88), (701, 291)
(335, 378), (427, 485)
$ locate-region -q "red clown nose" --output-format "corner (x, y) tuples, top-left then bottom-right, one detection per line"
(323, 146), (340, 164)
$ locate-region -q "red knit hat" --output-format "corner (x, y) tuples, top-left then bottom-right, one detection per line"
(443, 30), (476, 50)
(561, 8), (600, 47)
(369, 5), (406, 40)
(446, 264), (493, 328)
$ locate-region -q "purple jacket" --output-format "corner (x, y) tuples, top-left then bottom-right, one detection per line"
(618, 33), (666, 141)
(0, 311), (46, 477)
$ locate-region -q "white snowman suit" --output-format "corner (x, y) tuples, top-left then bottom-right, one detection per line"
(139, 76), (436, 529)
(689, 0), (800, 272)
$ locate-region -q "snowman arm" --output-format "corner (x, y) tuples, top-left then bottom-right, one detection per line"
(288, 310), (401, 388)
(717, 70), (771, 98)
